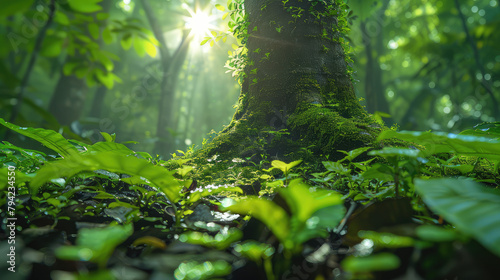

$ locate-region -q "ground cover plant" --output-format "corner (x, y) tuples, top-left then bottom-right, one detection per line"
(1, 118), (500, 279)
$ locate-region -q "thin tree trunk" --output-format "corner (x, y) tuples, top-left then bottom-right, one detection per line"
(48, 0), (112, 126)
(48, 74), (87, 125)
(361, 0), (390, 122)
(9, 0), (55, 124)
(141, 0), (192, 156)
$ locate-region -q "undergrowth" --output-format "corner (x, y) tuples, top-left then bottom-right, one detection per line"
(1, 117), (500, 279)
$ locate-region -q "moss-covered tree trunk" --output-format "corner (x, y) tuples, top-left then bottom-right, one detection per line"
(202, 0), (380, 160)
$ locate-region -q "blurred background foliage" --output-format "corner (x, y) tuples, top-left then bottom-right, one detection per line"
(0, 0), (499, 158)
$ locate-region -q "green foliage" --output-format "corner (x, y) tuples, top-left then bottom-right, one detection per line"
(0, 118), (79, 158)
(0, 0), (34, 16)
(222, 179), (345, 252)
(378, 130), (500, 161)
(179, 228), (243, 250)
(174, 260), (232, 280)
(415, 178), (500, 257)
(67, 0), (103, 13)
(31, 151), (181, 202)
(186, 185), (243, 204)
(342, 252), (401, 273)
(56, 223), (133, 268)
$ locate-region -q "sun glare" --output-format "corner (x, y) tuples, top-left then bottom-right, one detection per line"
(182, 3), (217, 40)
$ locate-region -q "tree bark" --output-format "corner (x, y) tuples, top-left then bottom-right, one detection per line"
(202, 0), (380, 160)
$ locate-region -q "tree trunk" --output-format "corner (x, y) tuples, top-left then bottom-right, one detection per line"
(201, 0), (380, 160)
(48, 73), (87, 126)
(141, 0), (192, 157)
(48, 0), (112, 126)
(361, 0), (391, 122)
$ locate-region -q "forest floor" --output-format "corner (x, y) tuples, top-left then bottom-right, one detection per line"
(1, 120), (500, 280)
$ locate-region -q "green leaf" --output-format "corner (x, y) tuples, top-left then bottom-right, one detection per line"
(459, 122), (500, 140)
(234, 241), (275, 264)
(100, 132), (115, 142)
(143, 40), (157, 58)
(415, 178), (500, 257)
(133, 37), (146, 57)
(174, 260), (231, 280)
(358, 230), (414, 248)
(271, 159), (302, 174)
(322, 161), (350, 174)
(361, 163), (394, 181)
(92, 50), (114, 71)
(280, 179), (343, 224)
(416, 225), (458, 242)
(342, 253), (400, 273)
(86, 142), (134, 155)
(0, 0), (34, 16)
(96, 12), (109, 21)
(368, 147), (421, 158)
(215, 4), (225, 11)
(40, 37), (64, 57)
(102, 27), (113, 44)
(222, 197), (290, 243)
(378, 130), (500, 160)
(94, 69), (114, 89)
(120, 34), (133, 50)
(200, 38), (210, 45)
(88, 23), (100, 39)
(179, 228), (242, 250)
(54, 12), (70, 25)
(187, 185), (242, 204)
(0, 118), (79, 158)
(177, 165), (193, 177)
(31, 152), (182, 203)
(339, 147), (371, 162)
(67, 0), (103, 13)
(56, 223), (132, 268)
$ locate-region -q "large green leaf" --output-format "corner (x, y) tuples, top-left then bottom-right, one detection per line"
(280, 180), (343, 223)
(378, 130), (500, 160)
(272, 159), (302, 173)
(222, 197), (290, 243)
(415, 178), (500, 257)
(460, 122), (500, 140)
(0, 118), (79, 158)
(56, 223), (132, 268)
(222, 180), (344, 251)
(31, 152), (182, 202)
(280, 180), (345, 246)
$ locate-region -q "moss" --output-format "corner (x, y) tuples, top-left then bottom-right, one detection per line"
(288, 104), (379, 160)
